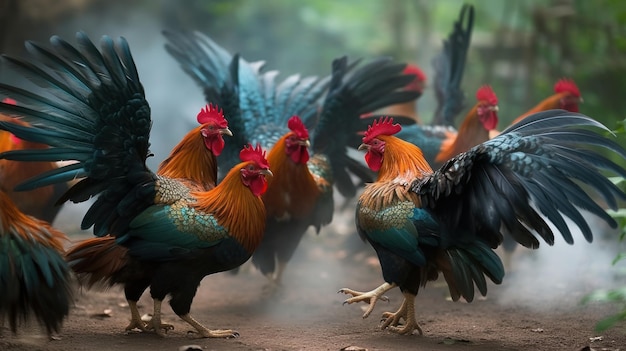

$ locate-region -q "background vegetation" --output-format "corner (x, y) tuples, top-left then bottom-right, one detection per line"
(0, 0), (625, 127)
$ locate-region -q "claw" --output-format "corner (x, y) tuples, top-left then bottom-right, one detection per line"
(339, 283), (396, 319)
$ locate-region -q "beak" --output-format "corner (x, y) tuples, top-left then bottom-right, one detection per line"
(358, 143), (370, 151)
(491, 105), (499, 112)
(260, 169), (273, 177)
(579, 96), (584, 103)
(298, 139), (310, 148)
(220, 127), (233, 137)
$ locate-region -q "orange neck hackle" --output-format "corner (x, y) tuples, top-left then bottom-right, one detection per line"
(262, 134), (320, 219)
(192, 161), (267, 253)
(435, 104), (490, 163)
(158, 125), (218, 190)
(512, 79), (582, 125)
(0, 190), (67, 252)
(376, 135), (433, 183)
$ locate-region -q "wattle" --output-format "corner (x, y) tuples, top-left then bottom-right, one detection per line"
(365, 151), (382, 172)
(289, 147), (309, 164)
(206, 136), (225, 156)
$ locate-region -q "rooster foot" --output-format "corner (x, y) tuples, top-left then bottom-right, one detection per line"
(181, 314), (239, 338)
(124, 318), (149, 333)
(145, 318), (174, 337)
(338, 282), (395, 318)
(261, 279), (282, 297)
(125, 300), (149, 333)
(380, 294), (423, 335)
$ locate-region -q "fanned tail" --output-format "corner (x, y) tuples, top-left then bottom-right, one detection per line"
(0, 32), (155, 237)
(431, 4), (474, 126)
(163, 30), (330, 170)
(312, 56), (421, 197)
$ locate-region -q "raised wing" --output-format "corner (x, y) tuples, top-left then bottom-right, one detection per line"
(0, 32), (155, 237)
(414, 110), (626, 249)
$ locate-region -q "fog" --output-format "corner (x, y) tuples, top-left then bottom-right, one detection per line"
(3, 0), (624, 319)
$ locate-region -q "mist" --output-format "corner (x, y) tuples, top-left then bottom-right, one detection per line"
(4, 0), (623, 322)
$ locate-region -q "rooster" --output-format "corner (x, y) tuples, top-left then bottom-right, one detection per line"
(392, 85), (498, 168)
(163, 30), (419, 288)
(0, 98), (69, 223)
(0, 32), (272, 338)
(339, 113), (626, 335)
(0, 189), (72, 335)
(490, 78), (583, 138)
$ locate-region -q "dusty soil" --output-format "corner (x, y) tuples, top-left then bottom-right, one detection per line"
(2, 227), (626, 351)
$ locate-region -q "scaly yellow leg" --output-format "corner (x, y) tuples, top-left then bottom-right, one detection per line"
(146, 299), (174, 337)
(381, 292), (422, 335)
(124, 300), (148, 332)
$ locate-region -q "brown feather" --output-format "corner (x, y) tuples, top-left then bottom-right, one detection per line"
(65, 235), (129, 288)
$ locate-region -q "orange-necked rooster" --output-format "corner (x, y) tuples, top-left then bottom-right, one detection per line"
(0, 32), (272, 338)
(340, 113), (626, 335)
(163, 31), (419, 288)
(0, 189), (71, 335)
(490, 78), (583, 138)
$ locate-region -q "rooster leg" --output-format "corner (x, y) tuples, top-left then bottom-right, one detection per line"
(146, 299), (174, 337)
(338, 282), (396, 318)
(273, 260), (287, 286)
(179, 314), (239, 338)
(124, 300), (148, 332)
(262, 262), (286, 296)
(381, 292), (422, 335)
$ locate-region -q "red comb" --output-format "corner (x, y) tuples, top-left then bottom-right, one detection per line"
(476, 85), (498, 105)
(362, 117), (402, 143)
(2, 97), (16, 105)
(403, 64), (427, 83)
(240, 143), (270, 169)
(403, 64), (426, 92)
(287, 116), (309, 139)
(197, 103), (228, 128)
(554, 78), (580, 97)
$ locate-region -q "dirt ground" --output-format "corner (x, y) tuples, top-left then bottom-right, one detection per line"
(2, 226), (626, 351)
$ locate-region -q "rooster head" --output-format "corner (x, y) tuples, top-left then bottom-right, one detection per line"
(475, 85), (499, 131)
(285, 116), (310, 164)
(359, 117), (401, 172)
(240, 143), (272, 197)
(197, 103), (232, 156)
(554, 78), (582, 112)
(402, 64), (426, 94)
